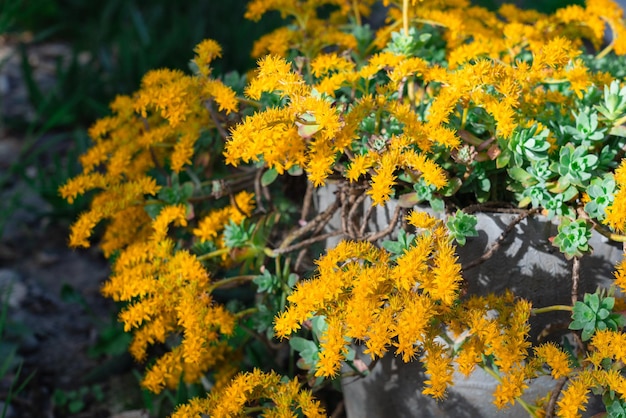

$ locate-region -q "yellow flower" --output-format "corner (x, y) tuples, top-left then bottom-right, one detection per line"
(534, 342), (572, 380)
(367, 150), (399, 205)
(455, 338), (481, 376)
(315, 316), (348, 377)
(152, 204), (188, 242)
(346, 153), (374, 182)
(364, 307), (395, 359)
(606, 160), (626, 232)
(407, 210), (440, 229)
(429, 237), (462, 306)
(493, 366), (528, 409)
(193, 39), (221, 77)
(251, 26), (294, 58)
(172, 369), (326, 418)
(557, 376), (590, 418)
(401, 149), (448, 190)
(393, 294), (434, 361)
(311, 53), (355, 78)
(422, 342), (454, 400)
(614, 255), (626, 293)
(245, 55), (306, 100)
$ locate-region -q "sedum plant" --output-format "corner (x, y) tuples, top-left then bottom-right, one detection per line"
(59, 0), (626, 416)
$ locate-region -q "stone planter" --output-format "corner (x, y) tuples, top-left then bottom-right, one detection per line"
(314, 184), (623, 417)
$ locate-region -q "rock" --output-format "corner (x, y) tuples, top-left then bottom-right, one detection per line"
(0, 269), (27, 308)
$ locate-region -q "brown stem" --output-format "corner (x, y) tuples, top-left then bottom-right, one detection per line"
(462, 208), (539, 271)
(365, 204), (403, 242)
(254, 168), (266, 213)
(207, 275), (257, 292)
(278, 199), (340, 250)
(294, 210), (337, 271)
(272, 231), (344, 256)
(397, 77), (407, 102)
(301, 180), (314, 221)
(196, 171), (257, 201)
(589, 219), (626, 242)
(341, 187), (351, 238)
(359, 199), (376, 237)
(571, 256), (580, 305)
(295, 248), (308, 272)
(346, 185), (370, 238)
(462, 202), (520, 214)
(545, 377), (568, 418)
(344, 190), (365, 235)
(368, 356), (380, 372)
(206, 99), (230, 140)
(238, 323), (283, 351)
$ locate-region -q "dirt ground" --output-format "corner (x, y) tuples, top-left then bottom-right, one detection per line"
(0, 37), (148, 418)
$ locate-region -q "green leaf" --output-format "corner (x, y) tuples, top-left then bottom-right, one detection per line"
(287, 273), (299, 288)
(397, 192), (420, 208)
(296, 112), (322, 138)
(311, 316), (328, 341)
(610, 125), (626, 137)
(290, 336), (319, 366)
(508, 167), (533, 184)
(430, 198), (445, 213)
(588, 293), (600, 312)
(581, 323), (595, 341)
(287, 165), (303, 176)
(597, 308), (610, 320)
(144, 202), (165, 219)
(603, 297), (616, 311)
(382, 240), (403, 254)
(345, 345), (356, 362)
(261, 168), (279, 187)
(68, 398), (85, 414)
(290, 336), (317, 354)
(496, 149), (511, 169)
(441, 177), (462, 197)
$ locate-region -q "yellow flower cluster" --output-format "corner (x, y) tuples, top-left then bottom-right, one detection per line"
(172, 369), (326, 418)
(245, 0), (377, 59)
(380, 0), (626, 59)
(225, 55), (346, 186)
(193, 191), (256, 243)
(60, 41), (238, 253)
(274, 212), (459, 397)
(448, 291), (533, 408)
(101, 204), (239, 393)
(223, 0), (626, 209)
(225, 54), (452, 202)
(59, 41), (264, 394)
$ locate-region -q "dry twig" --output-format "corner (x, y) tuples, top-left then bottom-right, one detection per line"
(545, 377), (568, 418)
(273, 231), (344, 256)
(277, 198), (340, 250)
(365, 204), (403, 242)
(206, 99), (230, 140)
(462, 208), (539, 271)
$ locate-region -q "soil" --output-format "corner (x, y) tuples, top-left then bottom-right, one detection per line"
(0, 36), (148, 418)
